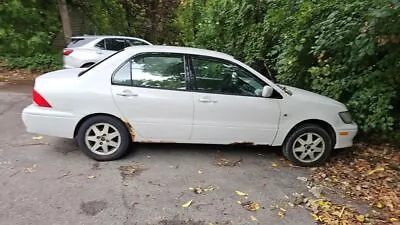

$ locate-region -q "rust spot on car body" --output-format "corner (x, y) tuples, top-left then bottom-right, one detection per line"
(122, 120), (136, 141)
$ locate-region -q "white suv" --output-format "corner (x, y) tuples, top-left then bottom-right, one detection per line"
(63, 35), (152, 68)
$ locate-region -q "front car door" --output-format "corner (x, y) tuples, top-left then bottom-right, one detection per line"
(189, 56), (281, 144)
(111, 53), (194, 142)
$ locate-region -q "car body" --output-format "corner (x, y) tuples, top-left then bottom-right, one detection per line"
(23, 46), (357, 166)
(63, 35), (152, 69)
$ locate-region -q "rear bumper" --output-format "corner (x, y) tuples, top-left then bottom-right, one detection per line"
(22, 104), (79, 139)
(334, 123), (358, 149)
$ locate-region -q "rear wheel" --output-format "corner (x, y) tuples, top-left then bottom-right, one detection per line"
(283, 124), (332, 166)
(76, 115), (131, 161)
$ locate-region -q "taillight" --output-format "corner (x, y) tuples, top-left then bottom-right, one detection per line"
(32, 89), (52, 108)
(63, 49), (73, 56)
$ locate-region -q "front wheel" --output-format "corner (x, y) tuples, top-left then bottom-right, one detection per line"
(76, 115), (131, 161)
(283, 124), (332, 166)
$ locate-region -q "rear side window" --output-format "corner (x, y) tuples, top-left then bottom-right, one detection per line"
(67, 38), (96, 48)
(125, 39), (149, 47)
(105, 38), (126, 51)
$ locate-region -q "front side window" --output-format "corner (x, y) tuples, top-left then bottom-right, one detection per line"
(112, 54), (186, 90)
(192, 57), (265, 97)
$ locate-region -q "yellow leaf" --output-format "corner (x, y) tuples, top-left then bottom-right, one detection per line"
(235, 191), (248, 196)
(390, 218), (399, 222)
(368, 167), (384, 175)
(311, 213), (321, 221)
(237, 201), (242, 204)
(356, 215), (365, 222)
(250, 215), (257, 221)
(182, 199), (193, 208)
(209, 223), (214, 225)
(280, 208), (286, 212)
(376, 202), (384, 209)
(278, 211), (285, 217)
(88, 175), (96, 179)
(272, 162), (278, 167)
(32, 136), (43, 140)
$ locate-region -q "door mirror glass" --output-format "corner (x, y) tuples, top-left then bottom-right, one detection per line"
(262, 86), (274, 98)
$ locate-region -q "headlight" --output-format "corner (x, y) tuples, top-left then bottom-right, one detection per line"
(339, 111), (353, 124)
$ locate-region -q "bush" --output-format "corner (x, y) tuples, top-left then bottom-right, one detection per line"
(176, 0), (400, 138)
(2, 54), (62, 71)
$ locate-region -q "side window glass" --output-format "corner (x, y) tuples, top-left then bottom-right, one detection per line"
(131, 55), (186, 90)
(125, 39), (148, 47)
(105, 38), (125, 51)
(95, 39), (105, 50)
(192, 57), (265, 97)
(112, 62), (132, 86)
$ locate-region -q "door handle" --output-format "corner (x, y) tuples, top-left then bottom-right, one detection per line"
(199, 97), (217, 103)
(117, 90), (138, 97)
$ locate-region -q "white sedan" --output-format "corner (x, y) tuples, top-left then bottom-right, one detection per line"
(22, 46), (357, 166)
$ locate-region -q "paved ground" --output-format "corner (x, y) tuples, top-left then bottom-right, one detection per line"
(0, 82), (316, 225)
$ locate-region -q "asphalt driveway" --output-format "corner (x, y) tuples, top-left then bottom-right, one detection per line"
(0, 83), (316, 225)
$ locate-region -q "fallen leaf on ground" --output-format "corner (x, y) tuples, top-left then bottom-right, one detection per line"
(32, 136), (43, 140)
(182, 199), (193, 208)
(24, 164), (37, 173)
(241, 201), (260, 211)
(235, 191), (248, 196)
(190, 185), (215, 194)
(88, 175), (96, 179)
(272, 162), (278, 167)
(198, 170), (203, 174)
(214, 151), (242, 167)
(119, 164), (146, 178)
(250, 215), (257, 221)
(367, 167), (384, 175)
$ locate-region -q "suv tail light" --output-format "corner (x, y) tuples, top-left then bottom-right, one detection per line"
(32, 89), (52, 108)
(63, 49), (73, 56)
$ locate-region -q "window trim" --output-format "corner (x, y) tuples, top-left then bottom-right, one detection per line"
(111, 52), (191, 92)
(187, 54), (282, 99)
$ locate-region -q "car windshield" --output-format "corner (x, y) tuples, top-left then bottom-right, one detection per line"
(66, 37), (96, 48)
(78, 51), (122, 76)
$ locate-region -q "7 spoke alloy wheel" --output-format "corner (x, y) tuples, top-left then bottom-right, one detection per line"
(85, 123), (121, 156)
(76, 115), (131, 161)
(292, 132), (325, 163)
(283, 124), (332, 166)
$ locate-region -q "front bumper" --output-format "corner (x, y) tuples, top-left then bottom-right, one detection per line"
(22, 104), (79, 139)
(334, 123), (358, 149)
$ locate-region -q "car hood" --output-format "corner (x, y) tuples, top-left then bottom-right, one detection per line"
(279, 84), (347, 109)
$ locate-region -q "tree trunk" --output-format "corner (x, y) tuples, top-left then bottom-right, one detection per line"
(58, 0), (72, 44)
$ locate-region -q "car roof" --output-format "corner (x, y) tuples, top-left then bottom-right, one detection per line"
(71, 35), (146, 40)
(124, 45), (234, 60)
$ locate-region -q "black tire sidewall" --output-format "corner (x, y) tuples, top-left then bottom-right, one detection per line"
(283, 124), (332, 167)
(76, 115), (131, 161)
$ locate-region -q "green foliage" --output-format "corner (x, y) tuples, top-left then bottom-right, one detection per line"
(2, 54), (62, 71)
(0, 0), (60, 57)
(177, 0), (400, 137)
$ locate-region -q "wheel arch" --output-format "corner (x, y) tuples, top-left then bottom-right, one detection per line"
(73, 113), (134, 141)
(284, 119), (336, 147)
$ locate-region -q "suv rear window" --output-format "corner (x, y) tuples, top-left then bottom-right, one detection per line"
(67, 38), (96, 48)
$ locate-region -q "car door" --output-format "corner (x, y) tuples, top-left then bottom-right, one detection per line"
(189, 56), (281, 144)
(111, 53), (194, 142)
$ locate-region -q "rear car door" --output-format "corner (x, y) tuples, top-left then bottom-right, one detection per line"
(189, 56), (281, 144)
(111, 53), (194, 141)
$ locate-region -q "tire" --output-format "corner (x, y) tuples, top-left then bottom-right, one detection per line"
(76, 115), (131, 161)
(282, 124), (332, 167)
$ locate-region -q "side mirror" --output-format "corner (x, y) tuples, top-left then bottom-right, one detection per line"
(262, 86), (274, 98)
